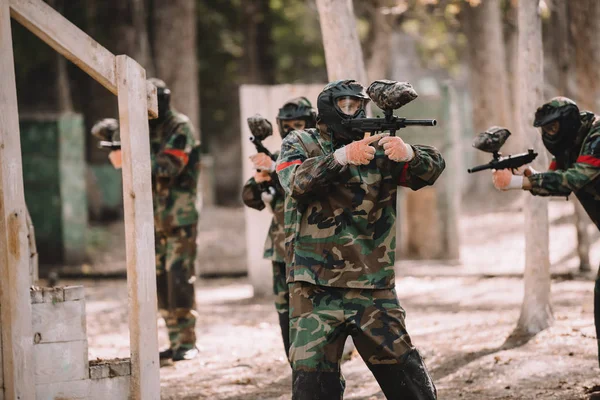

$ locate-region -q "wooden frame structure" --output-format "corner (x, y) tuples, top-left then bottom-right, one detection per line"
(0, 0), (159, 399)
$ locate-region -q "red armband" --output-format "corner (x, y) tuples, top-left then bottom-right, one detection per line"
(163, 149), (189, 165)
(276, 160), (302, 172)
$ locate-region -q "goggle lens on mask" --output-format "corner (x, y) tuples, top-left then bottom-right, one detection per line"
(336, 96), (365, 116)
(541, 121), (560, 135)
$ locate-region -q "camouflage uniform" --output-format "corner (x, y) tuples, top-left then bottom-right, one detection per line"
(528, 98), (600, 365)
(151, 109), (201, 353)
(277, 125), (444, 399)
(241, 152), (290, 356)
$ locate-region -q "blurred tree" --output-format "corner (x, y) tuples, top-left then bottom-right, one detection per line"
(514, 0), (553, 337)
(462, 0), (511, 141)
(151, 0), (199, 136)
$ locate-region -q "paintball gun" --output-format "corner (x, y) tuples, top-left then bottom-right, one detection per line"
(91, 118), (120, 150)
(247, 114), (277, 197)
(467, 126), (538, 173)
(341, 80), (437, 136)
(248, 114), (276, 166)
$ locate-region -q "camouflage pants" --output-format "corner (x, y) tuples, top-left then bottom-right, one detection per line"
(289, 281), (425, 399)
(273, 261), (290, 358)
(273, 261), (289, 314)
(156, 225), (198, 351)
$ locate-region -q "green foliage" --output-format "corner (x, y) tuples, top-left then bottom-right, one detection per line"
(270, 0), (327, 83)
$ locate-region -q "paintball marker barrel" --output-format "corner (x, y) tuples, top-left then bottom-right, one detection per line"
(404, 119), (437, 126)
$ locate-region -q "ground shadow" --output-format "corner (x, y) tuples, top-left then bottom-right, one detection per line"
(429, 330), (537, 381)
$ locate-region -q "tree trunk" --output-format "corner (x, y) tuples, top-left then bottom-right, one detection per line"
(241, 0), (275, 84)
(463, 0), (511, 131)
(152, 0), (200, 135)
(505, 0), (519, 145)
(463, 0), (512, 174)
(569, 0), (600, 112)
(316, 0), (368, 84)
(364, 1), (394, 82)
(514, 0), (553, 336)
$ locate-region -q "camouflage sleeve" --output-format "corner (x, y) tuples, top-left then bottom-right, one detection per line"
(392, 145), (446, 190)
(529, 134), (600, 196)
(529, 162), (600, 196)
(241, 178), (266, 211)
(276, 133), (344, 201)
(152, 122), (196, 178)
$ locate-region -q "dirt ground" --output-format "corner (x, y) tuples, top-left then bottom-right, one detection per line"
(61, 199), (600, 399)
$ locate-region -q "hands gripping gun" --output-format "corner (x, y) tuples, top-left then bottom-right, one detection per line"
(341, 80), (437, 136)
(467, 127), (538, 173)
(91, 118), (121, 150)
(247, 114), (277, 197)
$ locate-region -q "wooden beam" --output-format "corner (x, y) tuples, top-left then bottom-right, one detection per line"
(0, 1), (35, 399)
(8, 0), (158, 118)
(116, 55), (160, 400)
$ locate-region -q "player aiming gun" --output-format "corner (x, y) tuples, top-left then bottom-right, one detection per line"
(340, 80), (437, 136)
(247, 114), (277, 196)
(468, 126), (538, 173)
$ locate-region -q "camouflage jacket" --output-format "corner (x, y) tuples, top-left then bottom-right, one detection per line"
(529, 112), (600, 229)
(151, 110), (201, 232)
(242, 152), (286, 262)
(276, 128), (445, 289)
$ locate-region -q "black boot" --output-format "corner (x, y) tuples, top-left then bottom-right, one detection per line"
(292, 370), (344, 400)
(278, 312), (291, 359)
(369, 349), (437, 400)
(159, 348), (174, 360)
(172, 346), (199, 361)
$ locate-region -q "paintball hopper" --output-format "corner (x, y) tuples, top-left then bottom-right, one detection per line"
(472, 126), (511, 154)
(91, 118), (119, 141)
(367, 80), (418, 111)
(247, 114), (273, 141)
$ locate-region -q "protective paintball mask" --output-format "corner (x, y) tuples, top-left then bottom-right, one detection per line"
(317, 80), (370, 143)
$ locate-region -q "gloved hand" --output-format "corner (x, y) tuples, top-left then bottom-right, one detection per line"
(492, 169), (523, 191)
(250, 153), (275, 172)
(378, 135), (414, 162)
(254, 170), (272, 183)
(109, 150), (122, 169)
(260, 190), (274, 207)
(334, 133), (389, 166)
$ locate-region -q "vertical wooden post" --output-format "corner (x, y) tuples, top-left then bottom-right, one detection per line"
(0, 1), (35, 399)
(116, 55), (160, 400)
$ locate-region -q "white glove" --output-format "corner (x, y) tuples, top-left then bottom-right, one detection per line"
(492, 169), (523, 191)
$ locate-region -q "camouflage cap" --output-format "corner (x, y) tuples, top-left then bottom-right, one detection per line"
(533, 96), (579, 127)
(472, 126), (511, 153)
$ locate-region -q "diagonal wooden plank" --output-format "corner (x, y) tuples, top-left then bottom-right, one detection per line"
(0, 1), (35, 399)
(8, 0), (158, 117)
(116, 55), (160, 400)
